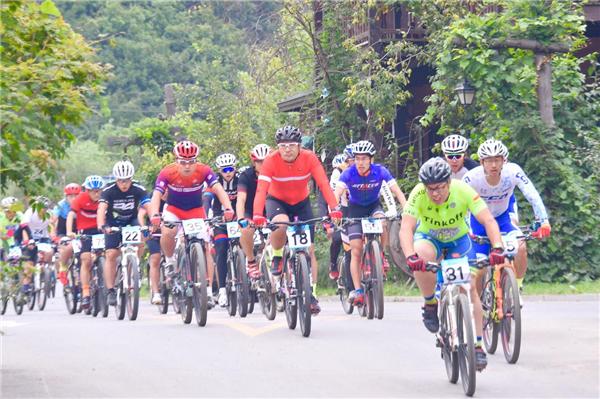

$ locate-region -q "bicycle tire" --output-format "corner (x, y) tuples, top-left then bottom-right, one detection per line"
(236, 248), (249, 318)
(481, 268), (499, 354)
(126, 255), (140, 321)
(297, 252), (312, 337)
(456, 293), (477, 397)
(190, 242), (208, 327)
(178, 247), (193, 324)
(226, 251), (237, 317)
(27, 278), (36, 311)
(500, 267), (521, 364)
(248, 289), (256, 314)
(64, 264), (77, 314)
(258, 253), (276, 321)
(370, 240), (385, 320)
(96, 257), (108, 318)
(362, 249), (374, 320)
(37, 268), (48, 311)
(91, 260), (100, 317)
(283, 256), (297, 330)
(440, 295), (459, 384)
(159, 261), (169, 314)
(1, 295), (8, 315)
(115, 266), (126, 320)
(338, 254), (353, 315)
(13, 292), (24, 315)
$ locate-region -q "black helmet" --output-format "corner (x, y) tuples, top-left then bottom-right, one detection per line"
(275, 125), (302, 143)
(419, 157), (451, 185)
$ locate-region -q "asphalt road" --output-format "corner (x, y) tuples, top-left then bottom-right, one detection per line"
(1, 291), (598, 398)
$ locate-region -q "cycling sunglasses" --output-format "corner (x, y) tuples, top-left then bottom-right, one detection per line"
(177, 158), (196, 165)
(445, 153), (464, 160)
(221, 166), (235, 173)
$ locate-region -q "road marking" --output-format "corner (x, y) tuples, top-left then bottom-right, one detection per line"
(212, 319), (287, 337)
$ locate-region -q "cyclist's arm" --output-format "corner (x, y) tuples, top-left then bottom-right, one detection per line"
(97, 201), (108, 230)
(211, 182), (233, 212)
(513, 165), (549, 222)
(473, 208), (503, 248)
(310, 157), (338, 210)
(66, 210), (76, 236)
(388, 180), (407, 208)
(138, 207), (147, 227)
(253, 159), (274, 217)
(202, 189), (214, 215)
(236, 191), (247, 220)
(333, 183), (346, 205)
(149, 190), (162, 218)
(399, 214), (417, 257)
(49, 214), (58, 238)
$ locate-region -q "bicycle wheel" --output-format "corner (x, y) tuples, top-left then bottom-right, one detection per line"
(226, 251), (237, 317)
(190, 242), (208, 327)
(258, 253), (276, 321)
(126, 255), (140, 321)
(178, 251), (193, 324)
(91, 262), (100, 317)
(64, 264), (77, 314)
(338, 254), (354, 315)
(1, 295), (8, 315)
(236, 248), (249, 318)
(37, 268), (49, 311)
(13, 291), (25, 315)
(440, 295), (459, 384)
(369, 240), (385, 320)
(96, 257), (108, 318)
(158, 261), (169, 314)
(115, 266), (126, 320)
(283, 256), (297, 330)
(27, 276), (36, 311)
(297, 252), (312, 337)
(500, 267), (521, 364)
(362, 250), (374, 320)
(456, 293), (477, 397)
(481, 268), (499, 354)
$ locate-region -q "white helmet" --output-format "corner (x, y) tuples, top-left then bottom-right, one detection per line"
(441, 135), (469, 154)
(477, 139), (509, 160)
(1, 196), (18, 209)
(113, 160), (135, 179)
(353, 140), (376, 156)
(332, 154), (347, 169)
(251, 144), (270, 161)
(215, 153), (237, 168)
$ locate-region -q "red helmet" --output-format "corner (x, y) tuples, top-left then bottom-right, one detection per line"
(173, 140), (199, 160)
(64, 183), (81, 195)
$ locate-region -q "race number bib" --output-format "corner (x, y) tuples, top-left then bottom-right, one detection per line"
(72, 239), (82, 254)
(287, 225), (311, 249)
(441, 257), (471, 285)
(361, 219), (383, 234)
(502, 234), (519, 258)
(182, 218), (208, 240)
(36, 242), (53, 253)
(226, 222), (242, 238)
(7, 246), (22, 259)
(122, 226), (142, 245)
(91, 234), (105, 250)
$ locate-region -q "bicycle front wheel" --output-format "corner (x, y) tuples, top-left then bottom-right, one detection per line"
(258, 253), (276, 321)
(456, 293), (477, 397)
(64, 264), (78, 314)
(126, 255), (140, 321)
(158, 261), (169, 314)
(297, 252), (312, 338)
(369, 240), (384, 320)
(37, 268), (49, 311)
(190, 242), (208, 327)
(500, 267), (521, 364)
(283, 257), (297, 330)
(481, 267), (499, 354)
(338, 254), (354, 315)
(235, 248), (249, 318)
(115, 266), (126, 320)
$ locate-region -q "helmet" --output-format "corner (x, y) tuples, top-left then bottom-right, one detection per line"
(441, 135), (469, 154)
(64, 183), (81, 196)
(112, 160), (135, 179)
(275, 125), (302, 143)
(332, 154), (347, 169)
(83, 175), (105, 190)
(477, 139), (509, 160)
(35, 196), (51, 208)
(343, 144), (355, 159)
(251, 144), (270, 161)
(215, 153), (237, 169)
(1, 196), (18, 209)
(352, 140), (376, 156)
(173, 140), (199, 160)
(419, 157), (452, 185)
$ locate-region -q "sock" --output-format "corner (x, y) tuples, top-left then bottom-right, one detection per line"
(424, 294), (437, 305)
(516, 277), (524, 289)
(59, 263), (68, 272)
(312, 284), (317, 296)
(165, 255), (175, 264)
(82, 284), (90, 297)
(476, 336), (483, 348)
(272, 247), (283, 258)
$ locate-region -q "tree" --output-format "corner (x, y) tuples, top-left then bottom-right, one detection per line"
(0, 0), (108, 195)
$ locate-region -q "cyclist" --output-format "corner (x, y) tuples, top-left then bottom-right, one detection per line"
(51, 183), (81, 285)
(149, 140), (235, 308)
(441, 134), (479, 180)
(0, 197), (23, 256)
(324, 153), (349, 280)
(463, 139), (551, 295)
(66, 175), (105, 310)
(252, 125), (342, 315)
(333, 140), (407, 305)
(97, 161), (152, 306)
(237, 144), (270, 279)
(399, 157), (505, 371)
(203, 153), (239, 307)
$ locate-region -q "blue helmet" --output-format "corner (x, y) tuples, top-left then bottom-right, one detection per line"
(343, 143), (355, 159)
(83, 175), (104, 190)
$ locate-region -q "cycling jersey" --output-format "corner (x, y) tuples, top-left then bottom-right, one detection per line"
(154, 162), (218, 211)
(403, 180), (487, 242)
(463, 163), (548, 221)
(254, 149), (336, 214)
(237, 166), (258, 217)
(100, 181), (150, 227)
(21, 208), (51, 240)
(451, 157), (479, 180)
(53, 199), (70, 219)
(70, 191), (99, 231)
(203, 174), (237, 217)
(337, 164), (396, 207)
(0, 212), (22, 249)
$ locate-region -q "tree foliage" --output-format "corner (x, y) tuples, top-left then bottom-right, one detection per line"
(0, 0), (107, 195)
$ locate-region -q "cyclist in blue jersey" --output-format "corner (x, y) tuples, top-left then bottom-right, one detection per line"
(50, 183), (81, 285)
(333, 140), (406, 305)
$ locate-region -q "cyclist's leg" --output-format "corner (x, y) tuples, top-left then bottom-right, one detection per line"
(265, 197), (289, 275)
(213, 227), (228, 290)
(20, 244), (37, 287)
(104, 231), (121, 291)
(146, 236), (161, 294)
(329, 229), (342, 275)
(412, 233), (440, 296)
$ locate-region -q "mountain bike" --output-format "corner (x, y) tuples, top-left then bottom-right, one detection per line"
(85, 234), (107, 318)
(1, 246), (26, 315)
(253, 226), (277, 321)
(62, 238), (82, 315)
(32, 241), (54, 311)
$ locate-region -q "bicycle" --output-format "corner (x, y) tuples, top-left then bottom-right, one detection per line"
(32, 241), (54, 311)
(164, 217), (214, 327)
(253, 226), (277, 321)
(472, 228), (538, 364)
(425, 256), (488, 397)
(267, 216), (326, 338)
(61, 237), (82, 315)
(340, 216), (390, 320)
(1, 246), (26, 315)
(85, 234), (108, 318)
(336, 250), (354, 315)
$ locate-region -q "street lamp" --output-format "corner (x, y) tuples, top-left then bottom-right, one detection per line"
(455, 79), (476, 106)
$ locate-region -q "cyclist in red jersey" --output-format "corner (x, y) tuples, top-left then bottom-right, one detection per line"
(149, 140), (234, 307)
(252, 126), (342, 314)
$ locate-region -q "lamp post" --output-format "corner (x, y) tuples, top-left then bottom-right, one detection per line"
(455, 79), (476, 106)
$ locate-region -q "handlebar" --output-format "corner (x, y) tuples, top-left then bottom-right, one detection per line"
(424, 256), (490, 273)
